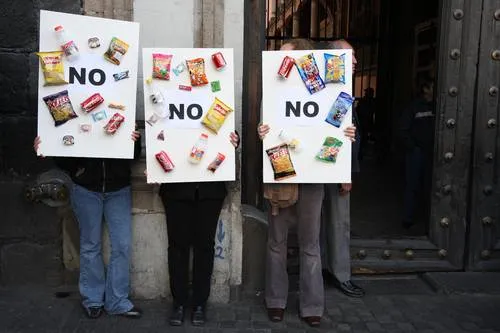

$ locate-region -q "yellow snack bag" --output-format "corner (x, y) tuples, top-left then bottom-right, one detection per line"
(266, 144), (297, 181)
(36, 51), (67, 86)
(201, 97), (233, 134)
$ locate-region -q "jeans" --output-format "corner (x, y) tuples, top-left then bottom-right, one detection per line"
(71, 184), (133, 314)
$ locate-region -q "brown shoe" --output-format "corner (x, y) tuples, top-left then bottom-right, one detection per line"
(302, 316), (321, 327)
(267, 308), (285, 322)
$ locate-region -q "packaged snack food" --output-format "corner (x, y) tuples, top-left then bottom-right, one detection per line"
(62, 135), (74, 146)
(316, 137), (343, 163)
(152, 53), (173, 80)
(207, 153), (226, 173)
(88, 37), (100, 48)
(324, 53), (346, 84)
(113, 70), (129, 81)
(325, 92), (354, 128)
(173, 62), (186, 76)
(156, 151), (175, 172)
(36, 51), (68, 86)
(189, 133), (208, 163)
(79, 124), (92, 133)
(179, 85), (192, 91)
(186, 58), (209, 86)
(157, 130), (165, 141)
(146, 113), (159, 126)
(211, 80), (221, 92)
(201, 97), (233, 134)
(104, 113), (125, 135)
(278, 129), (301, 152)
(80, 93), (104, 113)
(295, 53), (325, 94)
(92, 110), (107, 122)
(108, 102), (125, 110)
(42, 90), (78, 127)
(266, 144), (297, 181)
(211, 52), (226, 70)
(104, 37), (129, 65)
(277, 56), (295, 79)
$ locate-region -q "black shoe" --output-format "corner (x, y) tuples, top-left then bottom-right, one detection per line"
(84, 306), (103, 319)
(191, 305), (206, 326)
(119, 306), (143, 318)
(336, 280), (365, 298)
(169, 305), (185, 326)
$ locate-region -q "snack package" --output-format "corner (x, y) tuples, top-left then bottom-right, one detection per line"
(325, 92), (354, 128)
(37, 51), (68, 86)
(316, 137), (343, 163)
(62, 135), (74, 146)
(108, 102), (125, 110)
(211, 80), (221, 92)
(92, 110), (107, 122)
(88, 37), (100, 48)
(152, 54), (173, 80)
(156, 151), (175, 172)
(79, 124), (92, 133)
(104, 37), (129, 65)
(42, 90), (78, 127)
(278, 129), (301, 152)
(103, 112), (125, 135)
(324, 53), (346, 84)
(186, 58), (209, 86)
(207, 153), (226, 173)
(173, 62), (186, 76)
(157, 130), (165, 141)
(295, 53), (325, 94)
(81, 93), (104, 113)
(113, 70), (129, 81)
(266, 144), (297, 181)
(201, 97), (234, 134)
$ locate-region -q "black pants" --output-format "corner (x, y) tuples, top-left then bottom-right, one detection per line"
(162, 197), (224, 306)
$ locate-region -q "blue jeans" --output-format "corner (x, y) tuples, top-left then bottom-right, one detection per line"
(71, 184), (133, 314)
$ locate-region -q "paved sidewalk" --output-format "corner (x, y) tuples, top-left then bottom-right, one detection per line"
(1, 275), (500, 333)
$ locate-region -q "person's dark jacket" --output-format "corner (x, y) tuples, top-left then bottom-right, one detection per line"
(399, 97), (435, 151)
(352, 109), (361, 173)
(54, 137), (142, 193)
(159, 182), (227, 201)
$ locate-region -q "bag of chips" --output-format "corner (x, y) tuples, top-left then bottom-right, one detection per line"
(104, 37), (129, 65)
(36, 51), (68, 86)
(324, 53), (346, 84)
(201, 97), (233, 134)
(152, 53), (173, 80)
(316, 137), (343, 163)
(295, 53), (325, 94)
(266, 144), (297, 181)
(325, 92), (354, 128)
(42, 90), (78, 127)
(186, 58), (209, 86)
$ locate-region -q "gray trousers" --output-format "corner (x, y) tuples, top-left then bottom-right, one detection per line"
(265, 184), (324, 317)
(320, 184), (351, 283)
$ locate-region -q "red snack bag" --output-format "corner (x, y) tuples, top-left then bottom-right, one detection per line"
(156, 151), (175, 172)
(152, 53), (173, 80)
(186, 58), (209, 86)
(81, 93), (104, 113)
(103, 112), (125, 135)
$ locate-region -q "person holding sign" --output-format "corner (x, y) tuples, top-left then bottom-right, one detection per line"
(159, 131), (239, 327)
(34, 132), (143, 319)
(258, 39), (357, 328)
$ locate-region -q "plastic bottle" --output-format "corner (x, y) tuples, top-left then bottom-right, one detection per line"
(189, 133), (209, 163)
(54, 25), (79, 61)
(145, 77), (168, 118)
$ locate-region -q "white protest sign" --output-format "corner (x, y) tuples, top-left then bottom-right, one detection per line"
(262, 50), (353, 183)
(143, 48), (236, 184)
(37, 10), (139, 159)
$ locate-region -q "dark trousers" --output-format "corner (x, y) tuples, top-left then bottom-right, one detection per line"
(403, 147), (432, 225)
(162, 197), (224, 306)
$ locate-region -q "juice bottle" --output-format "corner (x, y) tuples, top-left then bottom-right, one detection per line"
(54, 25), (79, 61)
(145, 77), (168, 118)
(189, 133), (208, 163)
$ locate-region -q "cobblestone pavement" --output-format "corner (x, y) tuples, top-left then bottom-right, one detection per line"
(1, 276), (500, 333)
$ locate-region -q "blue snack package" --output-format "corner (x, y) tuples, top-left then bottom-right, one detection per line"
(295, 53), (325, 94)
(325, 92), (354, 127)
(324, 53), (346, 84)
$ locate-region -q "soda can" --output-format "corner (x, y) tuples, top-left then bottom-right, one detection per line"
(278, 56), (295, 79)
(211, 52), (226, 70)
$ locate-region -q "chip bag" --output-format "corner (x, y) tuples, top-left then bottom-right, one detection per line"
(152, 53), (173, 80)
(42, 90), (78, 127)
(295, 53), (325, 94)
(201, 97), (233, 134)
(324, 53), (346, 84)
(325, 92), (354, 128)
(316, 137), (343, 163)
(266, 144), (297, 181)
(186, 58), (209, 86)
(104, 37), (129, 65)
(36, 51), (68, 86)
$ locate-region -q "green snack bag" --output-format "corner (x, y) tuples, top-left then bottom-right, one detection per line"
(316, 137), (343, 163)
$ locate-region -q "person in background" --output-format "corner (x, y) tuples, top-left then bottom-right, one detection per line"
(159, 131), (239, 327)
(258, 38), (357, 328)
(34, 130), (143, 319)
(318, 39), (365, 298)
(357, 87), (376, 161)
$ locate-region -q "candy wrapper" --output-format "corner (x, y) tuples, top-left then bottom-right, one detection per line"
(325, 92), (354, 128)
(104, 37), (129, 65)
(211, 80), (221, 92)
(207, 153), (226, 173)
(173, 62), (186, 76)
(88, 37), (100, 48)
(62, 135), (74, 146)
(156, 151), (175, 172)
(79, 124), (92, 133)
(81, 93), (104, 113)
(108, 102), (125, 110)
(37, 51), (68, 86)
(316, 137), (343, 163)
(186, 58), (209, 86)
(201, 97), (233, 134)
(152, 54), (172, 80)
(266, 144), (297, 181)
(324, 53), (346, 84)
(43, 90), (78, 127)
(295, 53), (325, 94)
(157, 130), (165, 141)
(113, 70), (129, 81)
(103, 112), (125, 135)
(92, 110), (107, 122)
